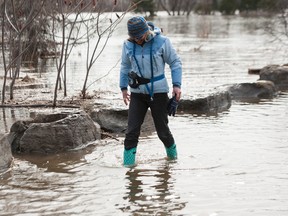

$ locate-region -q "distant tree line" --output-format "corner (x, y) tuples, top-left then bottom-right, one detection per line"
(133, 0), (288, 16)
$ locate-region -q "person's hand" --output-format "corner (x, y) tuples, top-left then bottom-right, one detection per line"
(167, 96), (178, 116)
(172, 86), (181, 101)
(122, 90), (130, 105)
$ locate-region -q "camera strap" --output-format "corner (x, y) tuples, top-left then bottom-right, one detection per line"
(133, 39), (155, 100)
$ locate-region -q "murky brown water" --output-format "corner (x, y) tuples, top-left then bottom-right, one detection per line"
(1, 13), (288, 215)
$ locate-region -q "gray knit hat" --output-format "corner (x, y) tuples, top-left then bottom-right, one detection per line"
(127, 16), (149, 39)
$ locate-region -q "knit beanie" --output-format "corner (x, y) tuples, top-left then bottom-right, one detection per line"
(127, 16), (149, 39)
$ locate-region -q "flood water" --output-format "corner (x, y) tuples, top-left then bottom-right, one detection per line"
(1, 13), (288, 215)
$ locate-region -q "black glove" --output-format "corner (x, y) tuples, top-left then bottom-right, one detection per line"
(167, 95), (178, 116)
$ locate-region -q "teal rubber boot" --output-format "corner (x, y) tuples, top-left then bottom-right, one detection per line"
(123, 147), (137, 167)
(166, 144), (177, 160)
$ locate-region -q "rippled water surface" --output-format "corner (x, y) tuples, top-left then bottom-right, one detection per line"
(1, 13), (288, 215)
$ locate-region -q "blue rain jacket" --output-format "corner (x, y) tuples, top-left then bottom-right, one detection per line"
(119, 32), (182, 95)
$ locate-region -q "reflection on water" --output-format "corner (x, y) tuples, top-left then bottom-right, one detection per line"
(14, 145), (96, 173)
(0, 108), (18, 134)
(121, 164), (186, 215)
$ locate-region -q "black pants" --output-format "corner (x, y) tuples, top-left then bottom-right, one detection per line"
(124, 93), (175, 150)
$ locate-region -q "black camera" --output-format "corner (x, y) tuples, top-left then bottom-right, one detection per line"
(128, 71), (150, 88)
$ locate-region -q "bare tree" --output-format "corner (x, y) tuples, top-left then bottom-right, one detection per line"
(48, 0), (137, 106)
(0, 0), (142, 106)
(185, 0), (197, 16)
(1, 0), (45, 103)
(49, 0), (142, 103)
(264, 0), (288, 46)
(158, 0), (196, 16)
(1, 0), (8, 104)
(79, 1), (145, 99)
(48, 0), (90, 106)
(81, 1), (130, 99)
(158, 0), (171, 15)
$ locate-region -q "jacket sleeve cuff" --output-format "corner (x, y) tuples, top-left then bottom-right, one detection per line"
(121, 87), (128, 91)
(173, 84), (181, 89)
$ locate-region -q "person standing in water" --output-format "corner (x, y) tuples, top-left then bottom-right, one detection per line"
(119, 16), (182, 167)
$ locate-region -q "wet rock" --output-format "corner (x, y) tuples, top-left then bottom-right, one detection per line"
(5, 83), (48, 90)
(90, 109), (127, 133)
(9, 111), (101, 154)
(90, 108), (154, 134)
(0, 134), (13, 173)
(4, 74), (48, 91)
(178, 90), (231, 114)
(22, 75), (35, 82)
(248, 68), (261, 75)
(226, 80), (277, 101)
(259, 65), (288, 90)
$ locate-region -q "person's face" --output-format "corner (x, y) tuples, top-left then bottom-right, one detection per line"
(133, 32), (147, 45)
